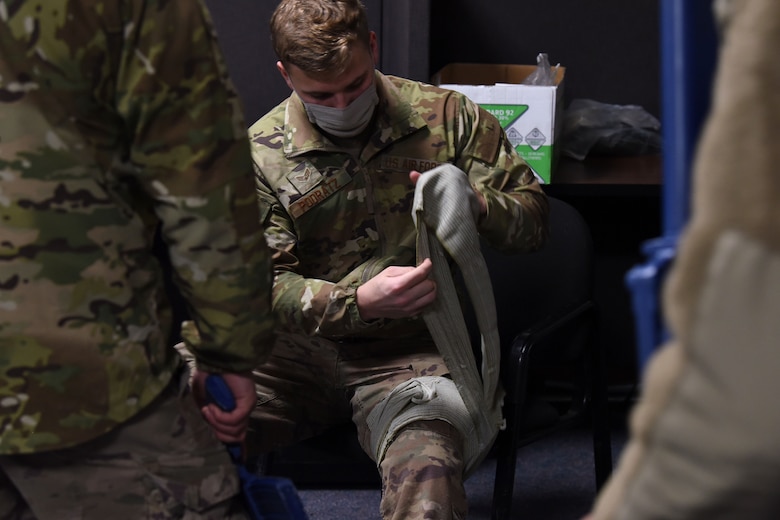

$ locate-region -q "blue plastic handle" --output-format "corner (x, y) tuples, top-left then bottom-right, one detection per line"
(205, 374), (237, 412)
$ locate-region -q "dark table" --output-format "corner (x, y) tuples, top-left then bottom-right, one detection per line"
(544, 154), (662, 197)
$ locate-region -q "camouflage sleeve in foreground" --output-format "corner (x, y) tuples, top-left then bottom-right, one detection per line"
(0, 0), (274, 454)
(112, 0), (277, 373)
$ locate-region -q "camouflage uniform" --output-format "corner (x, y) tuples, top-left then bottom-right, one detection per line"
(248, 71), (548, 519)
(0, 0), (274, 517)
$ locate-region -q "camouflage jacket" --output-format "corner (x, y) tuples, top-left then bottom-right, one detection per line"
(0, 0), (275, 454)
(248, 71), (548, 340)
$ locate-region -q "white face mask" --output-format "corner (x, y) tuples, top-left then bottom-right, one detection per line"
(302, 82), (379, 138)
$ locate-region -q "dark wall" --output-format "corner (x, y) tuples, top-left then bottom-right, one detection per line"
(204, 0), (287, 123)
(204, 0), (429, 124)
(430, 0), (661, 118)
(206, 0), (660, 122)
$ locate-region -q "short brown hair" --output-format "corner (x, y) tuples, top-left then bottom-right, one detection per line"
(270, 0), (371, 78)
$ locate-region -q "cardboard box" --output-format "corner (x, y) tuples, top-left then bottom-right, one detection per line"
(433, 63), (565, 184)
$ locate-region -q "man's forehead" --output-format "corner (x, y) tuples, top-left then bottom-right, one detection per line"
(287, 52), (372, 92)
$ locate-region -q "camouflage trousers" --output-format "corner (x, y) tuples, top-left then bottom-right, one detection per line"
(249, 332), (468, 520)
(0, 373), (247, 520)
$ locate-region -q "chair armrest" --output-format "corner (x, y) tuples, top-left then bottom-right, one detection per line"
(502, 299), (596, 398)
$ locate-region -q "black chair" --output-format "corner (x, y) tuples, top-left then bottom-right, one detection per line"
(473, 196), (613, 519)
(264, 197), (613, 518)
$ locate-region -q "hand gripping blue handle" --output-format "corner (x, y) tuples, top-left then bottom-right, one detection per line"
(203, 374), (310, 520)
(204, 374), (243, 461)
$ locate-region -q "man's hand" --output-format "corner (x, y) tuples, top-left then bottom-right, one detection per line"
(356, 258), (436, 321)
(409, 169), (486, 218)
(192, 371), (256, 444)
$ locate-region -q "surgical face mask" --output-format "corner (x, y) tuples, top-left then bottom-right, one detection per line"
(302, 82), (379, 138)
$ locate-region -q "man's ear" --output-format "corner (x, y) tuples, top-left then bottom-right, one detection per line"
(276, 61), (294, 90)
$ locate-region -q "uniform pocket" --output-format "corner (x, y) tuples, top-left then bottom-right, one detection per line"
(139, 389), (243, 517)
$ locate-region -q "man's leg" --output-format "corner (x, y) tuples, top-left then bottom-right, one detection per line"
(346, 340), (468, 520)
(248, 332), (352, 454)
(379, 420), (467, 520)
(0, 376), (246, 520)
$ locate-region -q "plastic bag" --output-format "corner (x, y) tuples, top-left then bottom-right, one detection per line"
(561, 98), (662, 160)
(522, 53), (559, 86)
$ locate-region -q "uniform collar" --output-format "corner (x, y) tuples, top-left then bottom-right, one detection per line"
(282, 71), (428, 160)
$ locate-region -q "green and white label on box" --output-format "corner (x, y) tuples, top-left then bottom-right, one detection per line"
(438, 80), (563, 184)
(480, 104), (529, 128)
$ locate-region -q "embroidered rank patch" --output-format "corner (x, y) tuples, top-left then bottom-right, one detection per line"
(287, 161), (323, 194)
(289, 170), (352, 218)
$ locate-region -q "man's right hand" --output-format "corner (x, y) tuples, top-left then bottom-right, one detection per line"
(192, 371), (256, 444)
(356, 258), (436, 321)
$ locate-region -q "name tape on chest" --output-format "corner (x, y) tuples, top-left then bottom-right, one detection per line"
(288, 170), (352, 218)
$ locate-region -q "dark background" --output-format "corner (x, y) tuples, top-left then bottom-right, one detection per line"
(204, 0), (660, 122)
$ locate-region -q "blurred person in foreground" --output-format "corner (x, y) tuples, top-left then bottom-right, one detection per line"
(246, 0), (549, 518)
(0, 1), (275, 518)
(585, 0), (780, 518)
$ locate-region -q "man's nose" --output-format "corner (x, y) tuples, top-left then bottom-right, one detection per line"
(331, 92), (354, 109)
